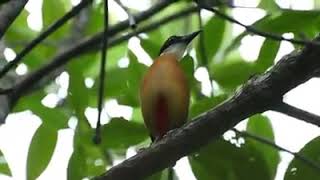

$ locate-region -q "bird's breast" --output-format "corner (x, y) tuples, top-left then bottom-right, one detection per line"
(140, 54), (190, 139)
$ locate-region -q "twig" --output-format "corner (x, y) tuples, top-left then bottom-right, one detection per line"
(199, 5), (320, 47)
(0, 0), (28, 40)
(0, 0), (93, 79)
(93, 0), (109, 145)
(272, 101), (320, 127)
(114, 0), (136, 29)
(10, 5), (197, 102)
(93, 34), (320, 179)
(232, 128), (320, 173)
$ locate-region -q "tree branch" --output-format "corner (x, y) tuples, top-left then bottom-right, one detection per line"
(199, 5), (320, 47)
(272, 101), (320, 127)
(233, 128), (320, 172)
(93, 35), (320, 179)
(0, 0), (93, 79)
(0, 0), (28, 40)
(9, 5), (197, 104)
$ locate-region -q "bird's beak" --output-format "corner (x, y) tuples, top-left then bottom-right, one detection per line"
(182, 30), (202, 44)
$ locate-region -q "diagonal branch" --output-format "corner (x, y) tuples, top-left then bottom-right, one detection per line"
(233, 128), (320, 172)
(199, 5), (320, 47)
(0, 0), (28, 40)
(0, 0), (93, 79)
(93, 35), (320, 179)
(272, 101), (320, 127)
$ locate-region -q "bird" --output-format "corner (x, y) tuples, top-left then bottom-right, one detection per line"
(140, 30), (201, 142)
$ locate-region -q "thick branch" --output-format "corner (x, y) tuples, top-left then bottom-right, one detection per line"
(272, 102), (320, 127)
(94, 36), (320, 180)
(0, 0), (28, 40)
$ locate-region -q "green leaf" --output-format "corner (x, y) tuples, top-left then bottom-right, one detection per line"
(258, 0), (280, 12)
(85, 2), (103, 35)
(117, 51), (147, 107)
(67, 147), (85, 180)
(107, 51), (147, 107)
(132, 108), (144, 123)
(101, 118), (148, 149)
(68, 118), (108, 179)
(226, 10), (320, 55)
(90, 67), (129, 105)
(140, 30), (163, 59)
(247, 114), (279, 179)
(196, 13), (226, 65)
(0, 149), (11, 176)
(189, 138), (271, 180)
(68, 144), (107, 180)
(180, 55), (195, 86)
(284, 136), (320, 180)
(84, 44), (128, 77)
(255, 39), (280, 72)
(42, 0), (71, 39)
(26, 124), (58, 180)
(68, 57), (90, 120)
(14, 92), (69, 129)
(23, 45), (57, 70)
(5, 10), (36, 42)
(211, 55), (257, 91)
(255, 10), (320, 34)
(190, 94), (228, 118)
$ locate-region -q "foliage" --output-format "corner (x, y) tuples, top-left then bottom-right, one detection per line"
(1, 0), (320, 179)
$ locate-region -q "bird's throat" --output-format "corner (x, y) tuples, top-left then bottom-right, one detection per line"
(160, 43), (187, 60)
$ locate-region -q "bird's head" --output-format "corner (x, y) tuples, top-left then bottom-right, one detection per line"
(159, 30), (201, 59)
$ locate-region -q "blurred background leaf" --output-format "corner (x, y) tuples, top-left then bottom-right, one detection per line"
(189, 138), (271, 180)
(284, 136), (320, 180)
(0, 149), (11, 176)
(246, 114), (280, 179)
(26, 124), (58, 180)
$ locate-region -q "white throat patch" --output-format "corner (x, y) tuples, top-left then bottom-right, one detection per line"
(160, 43), (187, 60)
